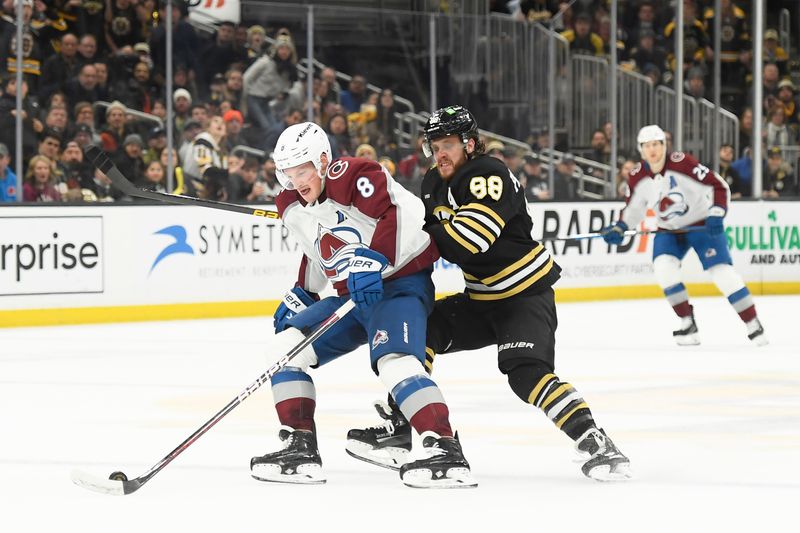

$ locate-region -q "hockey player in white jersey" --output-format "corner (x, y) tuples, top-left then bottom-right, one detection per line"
(601, 125), (767, 346)
(249, 122), (476, 488)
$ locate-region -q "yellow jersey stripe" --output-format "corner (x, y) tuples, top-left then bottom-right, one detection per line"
(461, 202), (505, 228)
(542, 383), (574, 410)
(481, 243), (544, 285)
(469, 256), (554, 301)
(444, 223), (480, 254)
(453, 215), (497, 245)
(527, 373), (556, 405)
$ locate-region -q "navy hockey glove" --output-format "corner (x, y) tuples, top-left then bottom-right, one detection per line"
(347, 248), (388, 310)
(705, 206), (726, 237)
(601, 221), (628, 245)
(274, 287), (318, 333)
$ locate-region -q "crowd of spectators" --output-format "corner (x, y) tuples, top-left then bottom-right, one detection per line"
(0, 0), (797, 204)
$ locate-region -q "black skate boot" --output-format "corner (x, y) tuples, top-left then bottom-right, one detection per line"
(575, 427), (632, 481)
(673, 309), (700, 346)
(400, 432), (477, 489)
(746, 317), (769, 346)
(250, 426), (325, 484)
(346, 398), (412, 471)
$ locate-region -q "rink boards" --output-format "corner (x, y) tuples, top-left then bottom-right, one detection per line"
(1, 201), (798, 326)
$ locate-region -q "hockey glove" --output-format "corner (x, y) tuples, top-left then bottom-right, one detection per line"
(274, 287), (318, 333)
(601, 221), (628, 245)
(705, 206), (726, 237)
(346, 248), (388, 310)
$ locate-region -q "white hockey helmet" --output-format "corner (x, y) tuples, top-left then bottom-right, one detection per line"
(273, 122), (333, 189)
(636, 125), (666, 155)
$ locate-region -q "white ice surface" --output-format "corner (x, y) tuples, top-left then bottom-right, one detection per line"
(1, 296), (798, 532)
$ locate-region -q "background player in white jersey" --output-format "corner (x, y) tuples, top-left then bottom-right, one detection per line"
(601, 125), (767, 346)
(249, 122), (476, 488)
(347, 106), (632, 481)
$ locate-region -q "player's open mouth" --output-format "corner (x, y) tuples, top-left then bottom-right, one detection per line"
(298, 186), (311, 196)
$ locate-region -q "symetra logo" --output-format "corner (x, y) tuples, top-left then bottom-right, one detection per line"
(150, 225), (194, 274)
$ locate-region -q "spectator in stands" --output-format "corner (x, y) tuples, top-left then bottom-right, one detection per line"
(73, 123), (96, 150)
(149, 3), (199, 86)
(764, 146), (797, 198)
(766, 104), (795, 149)
(520, 153), (550, 200)
(262, 107), (304, 153)
(45, 105), (69, 135)
(0, 0), (45, 94)
(178, 119), (202, 163)
(243, 34), (298, 132)
(777, 79), (798, 129)
(124, 61), (159, 113)
(228, 156), (267, 203)
(144, 126), (166, 165)
(514, 0), (556, 24)
(134, 42), (153, 70)
(222, 109), (246, 152)
(763, 29), (788, 77)
(138, 160), (166, 193)
(183, 115), (227, 197)
(86, 166), (126, 202)
(105, 0), (142, 54)
(626, 1), (663, 51)
(339, 74), (368, 114)
(749, 63), (780, 114)
(596, 14), (626, 61)
(173, 88), (193, 133)
(630, 28), (667, 81)
(39, 33), (80, 103)
(113, 133), (146, 184)
(223, 68), (244, 110)
(190, 104), (210, 130)
(100, 101), (131, 154)
(561, 12), (604, 57)
(245, 25), (266, 64)
(368, 88), (399, 160)
(355, 143), (378, 161)
(664, 0), (709, 74)
(64, 63), (100, 109)
(718, 143), (745, 199)
(614, 158), (635, 199)
(37, 129), (63, 169)
(485, 140), (506, 164)
(200, 21), (243, 95)
(59, 140), (95, 201)
(260, 156), (282, 201)
(160, 146), (184, 194)
(589, 128), (610, 162)
(74, 101), (98, 135)
(325, 112), (353, 158)
(0, 142), (16, 202)
(685, 66), (706, 99)
(702, 0), (750, 112)
(93, 60), (111, 101)
(320, 66), (341, 103)
(738, 106), (752, 154)
(77, 34), (99, 66)
(23, 155), (61, 202)
(552, 153), (578, 200)
(505, 148), (523, 176)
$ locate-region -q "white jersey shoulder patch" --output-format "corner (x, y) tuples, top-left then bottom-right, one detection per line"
(670, 152), (686, 162)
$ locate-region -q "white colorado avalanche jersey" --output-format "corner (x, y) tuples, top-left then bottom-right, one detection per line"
(622, 151), (730, 230)
(275, 157), (439, 296)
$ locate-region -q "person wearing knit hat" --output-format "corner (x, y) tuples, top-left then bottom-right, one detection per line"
(246, 25), (266, 59)
(173, 88), (192, 106)
(223, 109), (244, 124)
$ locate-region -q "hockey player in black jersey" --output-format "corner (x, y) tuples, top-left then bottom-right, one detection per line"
(346, 105), (631, 481)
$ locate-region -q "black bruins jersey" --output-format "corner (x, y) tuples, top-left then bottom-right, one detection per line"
(422, 155), (560, 300)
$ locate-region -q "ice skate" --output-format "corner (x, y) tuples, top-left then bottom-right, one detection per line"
(400, 432), (477, 489)
(746, 318), (769, 346)
(346, 399), (412, 471)
(250, 427), (325, 484)
(673, 313), (700, 345)
(575, 427), (632, 481)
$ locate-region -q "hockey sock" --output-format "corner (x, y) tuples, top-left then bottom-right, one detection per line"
(423, 346), (436, 374)
(527, 372), (595, 441)
(709, 264), (758, 322)
(663, 282), (693, 317)
(270, 366), (316, 432)
(379, 353), (453, 437)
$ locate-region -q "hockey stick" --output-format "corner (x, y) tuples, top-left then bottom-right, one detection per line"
(541, 226), (707, 242)
(83, 145), (280, 219)
(71, 299), (355, 496)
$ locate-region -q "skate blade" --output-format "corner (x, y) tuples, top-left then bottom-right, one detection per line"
(674, 333), (700, 346)
(345, 440), (409, 472)
(750, 334), (769, 347)
(401, 467), (478, 489)
(251, 463), (326, 484)
(585, 462), (633, 482)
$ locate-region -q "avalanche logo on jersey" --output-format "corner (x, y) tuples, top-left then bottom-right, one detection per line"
(316, 224), (364, 280)
(658, 191), (689, 221)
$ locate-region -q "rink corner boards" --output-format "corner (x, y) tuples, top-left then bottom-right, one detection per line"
(2, 282), (799, 328)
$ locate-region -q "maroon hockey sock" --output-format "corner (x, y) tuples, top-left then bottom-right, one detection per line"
(738, 304), (757, 323)
(275, 398), (316, 432)
(410, 402), (453, 438)
(673, 301), (693, 318)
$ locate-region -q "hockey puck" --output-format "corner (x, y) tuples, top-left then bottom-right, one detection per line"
(109, 471), (128, 482)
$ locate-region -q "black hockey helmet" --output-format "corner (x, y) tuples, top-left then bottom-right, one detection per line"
(422, 105), (480, 157)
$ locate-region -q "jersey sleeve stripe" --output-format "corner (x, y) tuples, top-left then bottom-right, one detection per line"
(443, 222), (480, 254)
(467, 256), (554, 301)
(460, 202), (505, 228)
(480, 243), (544, 285)
(452, 215), (497, 245)
(451, 221), (491, 252)
(455, 210), (503, 238)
